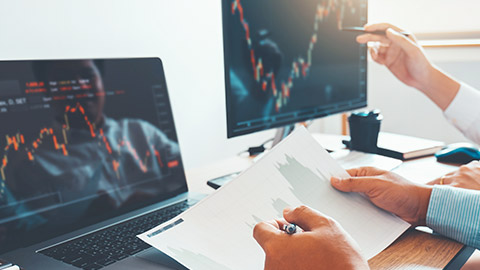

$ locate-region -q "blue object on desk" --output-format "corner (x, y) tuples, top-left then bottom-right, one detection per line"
(435, 143), (480, 165)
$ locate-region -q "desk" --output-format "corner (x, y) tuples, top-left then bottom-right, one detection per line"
(185, 152), (475, 270)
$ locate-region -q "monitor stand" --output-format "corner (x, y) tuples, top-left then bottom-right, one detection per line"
(206, 124), (296, 190)
(271, 124), (295, 148)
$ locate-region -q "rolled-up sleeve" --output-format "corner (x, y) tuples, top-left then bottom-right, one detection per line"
(426, 185), (480, 249)
(444, 83), (480, 145)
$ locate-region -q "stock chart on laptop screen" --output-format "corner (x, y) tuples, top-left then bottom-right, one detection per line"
(0, 58), (187, 252)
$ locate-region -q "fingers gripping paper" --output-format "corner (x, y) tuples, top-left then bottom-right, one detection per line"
(138, 127), (409, 269)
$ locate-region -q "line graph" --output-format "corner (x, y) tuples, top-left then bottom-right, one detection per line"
(231, 0), (356, 112)
(0, 102), (168, 197)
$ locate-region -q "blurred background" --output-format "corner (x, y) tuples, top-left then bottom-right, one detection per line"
(0, 0), (479, 170)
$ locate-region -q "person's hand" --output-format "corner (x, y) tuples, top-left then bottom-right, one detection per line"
(356, 23), (432, 90)
(356, 23), (460, 110)
(428, 161), (480, 190)
(356, 23), (433, 91)
(331, 167), (432, 226)
(253, 206), (369, 270)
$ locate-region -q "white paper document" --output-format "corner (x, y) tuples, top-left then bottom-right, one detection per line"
(331, 149), (403, 171)
(138, 127), (410, 270)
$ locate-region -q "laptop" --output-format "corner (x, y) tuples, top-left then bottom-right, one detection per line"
(0, 58), (200, 269)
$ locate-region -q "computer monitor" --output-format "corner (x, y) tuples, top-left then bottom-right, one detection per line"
(0, 58), (187, 253)
(223, 0), (368, 138)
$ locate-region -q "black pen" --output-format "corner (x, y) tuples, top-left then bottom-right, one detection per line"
(341, 27), (410, 37)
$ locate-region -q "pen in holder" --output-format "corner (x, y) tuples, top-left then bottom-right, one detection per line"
(343, 110), (383, 153)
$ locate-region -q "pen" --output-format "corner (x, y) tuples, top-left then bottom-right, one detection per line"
(341, 26), (411, 37)
(283, 223), (297, 235)
(0, 261), (13, 270)
(2, 266), (19, 270)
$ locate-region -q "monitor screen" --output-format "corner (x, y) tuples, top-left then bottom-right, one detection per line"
(0, 58), (187, 253)
(223, 0), (368, 137)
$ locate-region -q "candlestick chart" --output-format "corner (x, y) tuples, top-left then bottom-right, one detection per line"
(231, 0), (357, 112)
(0, 102), (171, 198)
(0, 58), (191, 255)
(225, 0), (367, 138)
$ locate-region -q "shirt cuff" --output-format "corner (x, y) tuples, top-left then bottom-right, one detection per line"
(444, 83), (480, 134)
(426, 185), (480, 248)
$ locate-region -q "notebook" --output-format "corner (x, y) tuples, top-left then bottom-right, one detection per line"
(376, 132), (445, 160)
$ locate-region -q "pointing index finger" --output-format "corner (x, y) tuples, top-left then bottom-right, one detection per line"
(356, 34), (392, 46)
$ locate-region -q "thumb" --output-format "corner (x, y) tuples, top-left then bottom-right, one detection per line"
(283, 206), (331, 232)
(331, 176), (384, 195)
(386, 28), (418, 55)
(253, 221), (282, 249)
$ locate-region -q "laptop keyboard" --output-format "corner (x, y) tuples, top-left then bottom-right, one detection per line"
(39, 200), (190, 270)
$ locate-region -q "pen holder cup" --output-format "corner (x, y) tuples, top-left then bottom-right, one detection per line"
(348, 110), (383, 153)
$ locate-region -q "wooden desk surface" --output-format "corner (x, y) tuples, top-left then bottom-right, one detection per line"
(369, 228), (468, 269)
(185, 151), (473, 270)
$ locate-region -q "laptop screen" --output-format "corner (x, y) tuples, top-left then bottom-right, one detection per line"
(0, 58), (188, 253)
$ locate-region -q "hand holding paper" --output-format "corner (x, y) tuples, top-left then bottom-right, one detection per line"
(332, 167), (433, 226)
(138, 127), (409, 270)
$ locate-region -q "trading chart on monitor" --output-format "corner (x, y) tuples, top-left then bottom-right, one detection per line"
(223, 0), (368, 137)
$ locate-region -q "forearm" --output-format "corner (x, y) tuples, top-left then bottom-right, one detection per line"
(426, 186), (480, 249)
(420, 66), (461, 111)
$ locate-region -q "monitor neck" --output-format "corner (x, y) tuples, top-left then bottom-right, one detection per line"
(272, 124), (295, 148)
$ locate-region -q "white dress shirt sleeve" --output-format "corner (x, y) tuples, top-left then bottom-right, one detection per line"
(444, 83), (480, 145)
